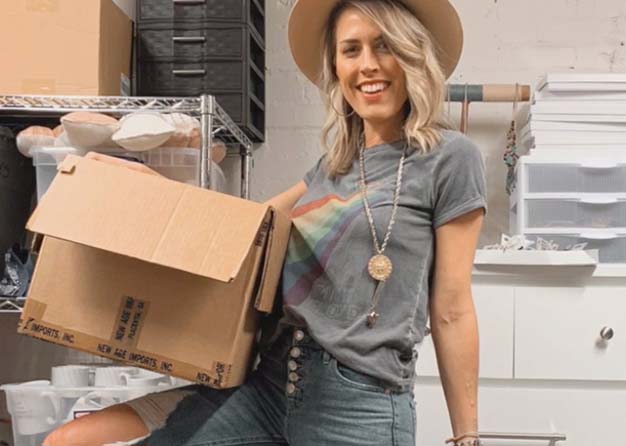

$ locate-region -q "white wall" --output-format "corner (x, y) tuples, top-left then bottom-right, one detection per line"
(251, 0), (626, 246)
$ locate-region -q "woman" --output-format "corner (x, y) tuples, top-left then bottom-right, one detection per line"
(44, 1), (486, 445)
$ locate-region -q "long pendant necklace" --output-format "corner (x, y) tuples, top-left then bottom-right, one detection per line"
(358, 140), (407, 328)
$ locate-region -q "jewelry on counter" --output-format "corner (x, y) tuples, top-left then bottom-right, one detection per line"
(358, 137), (407, 328)
(482, 233), (534, 251)
(535, 237), (559, 251)
(481, 233), (588, 252)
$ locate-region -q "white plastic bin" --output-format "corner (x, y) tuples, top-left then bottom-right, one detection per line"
(524, 197), (626, 229)
(526, 162), (626, 193)
(517, 150), (626, 195)
(31, 147), (82, 202)
(30, 146), (226, 202)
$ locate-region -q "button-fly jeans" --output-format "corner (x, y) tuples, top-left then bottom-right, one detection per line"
(138, 327), (416, 446)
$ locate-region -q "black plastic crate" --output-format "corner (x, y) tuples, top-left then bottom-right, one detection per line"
(213, 93), (264, 142)
(138, 22), (265, 68)
(138, 0), (264, 42)
(137, 60), (264, 101)
(246, 94), (264, 142)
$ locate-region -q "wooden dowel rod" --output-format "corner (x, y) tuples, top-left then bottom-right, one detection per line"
(447, 84), (531, 103)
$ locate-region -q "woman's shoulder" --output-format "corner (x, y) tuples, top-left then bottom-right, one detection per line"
(424, 129), (482, 161)
(409, 129), (484, 176)
(437, 129), (478, 150)
(409, 129), (479, 159)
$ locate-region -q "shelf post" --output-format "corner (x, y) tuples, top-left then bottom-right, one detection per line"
(200, 94), (215, 190)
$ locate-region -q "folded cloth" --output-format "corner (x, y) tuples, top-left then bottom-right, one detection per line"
(0, 244), (34, 297)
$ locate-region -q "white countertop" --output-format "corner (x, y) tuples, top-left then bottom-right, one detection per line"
(472, 249), (626, 279)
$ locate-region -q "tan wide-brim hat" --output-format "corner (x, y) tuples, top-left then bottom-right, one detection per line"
(288, 0), (463, 85)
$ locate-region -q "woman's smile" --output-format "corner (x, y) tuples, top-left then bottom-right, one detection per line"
(357, 81), (392, 101)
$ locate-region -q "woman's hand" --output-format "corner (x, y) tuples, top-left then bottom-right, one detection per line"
(84, 152), (162, 177)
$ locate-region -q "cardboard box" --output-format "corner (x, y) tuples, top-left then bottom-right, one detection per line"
(0, 0), (132, 96)
(18, 156), (291, 389)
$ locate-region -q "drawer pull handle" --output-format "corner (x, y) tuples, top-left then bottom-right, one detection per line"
(172, 69), (206, 76)
(600, 326), (614, 340)
(172, 0), (206, 5)
(172, 36), (206, 43)
(578, 197), (618, 205)
(578, 232), (618, 240)
(479, 432), (566, 443)
(578, 161), (619, 169)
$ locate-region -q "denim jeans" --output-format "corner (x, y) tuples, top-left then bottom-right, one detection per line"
(143, 327), (416, 446)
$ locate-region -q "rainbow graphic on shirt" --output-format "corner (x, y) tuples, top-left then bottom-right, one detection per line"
(282, 183), (386, 306)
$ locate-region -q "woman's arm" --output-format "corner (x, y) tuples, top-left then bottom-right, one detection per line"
(429, 208), (484, 442)
(262, 180), (308, 216)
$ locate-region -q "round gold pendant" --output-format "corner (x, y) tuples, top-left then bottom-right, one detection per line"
(368, 254), (392, 281)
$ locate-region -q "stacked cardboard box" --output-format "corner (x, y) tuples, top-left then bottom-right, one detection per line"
(0, 0), (133, 96)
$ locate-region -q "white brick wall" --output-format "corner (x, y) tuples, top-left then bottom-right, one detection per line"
(252, 0), (626, 246)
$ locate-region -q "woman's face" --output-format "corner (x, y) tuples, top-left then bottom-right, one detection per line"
(334, 7), (408, 127)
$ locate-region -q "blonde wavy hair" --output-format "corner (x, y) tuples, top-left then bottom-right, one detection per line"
(319, 0), (452, 178)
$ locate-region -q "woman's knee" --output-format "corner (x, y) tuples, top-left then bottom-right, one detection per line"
(43, 403), (149, 446)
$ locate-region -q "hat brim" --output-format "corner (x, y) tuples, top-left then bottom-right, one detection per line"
(288, 0), (463, 85)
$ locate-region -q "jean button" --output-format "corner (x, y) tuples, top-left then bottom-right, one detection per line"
(290, 347), (301, 358)
(294, 329), (305, 341)
(286, 383), (296, 394)
(288, 360), (298, 371)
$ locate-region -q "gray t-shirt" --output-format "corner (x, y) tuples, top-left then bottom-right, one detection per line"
(261, 129), (487, 391)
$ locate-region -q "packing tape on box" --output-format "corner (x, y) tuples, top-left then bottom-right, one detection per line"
(58, 155), (79, 173)
(21, 298), (47, 320)
(111, 295), (150, 349)
(18, 315), (233, 388)
(26, 0), (60, 12)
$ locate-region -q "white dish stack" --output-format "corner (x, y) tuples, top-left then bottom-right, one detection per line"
(511, 73), (626, 268)
(520, 72), (626, 151)
(1, 365), (191, 446)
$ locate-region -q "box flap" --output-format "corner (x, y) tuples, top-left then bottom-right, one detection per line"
(254, 208), (292, 312)
(26, 155), (270, 283)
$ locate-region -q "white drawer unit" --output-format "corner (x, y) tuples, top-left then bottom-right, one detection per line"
(511, 151), (626, 244)
(514, 285), (626, 381)
(415, 284), (514, 379)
